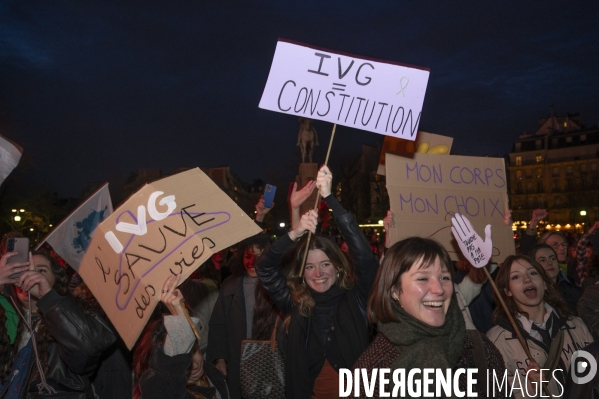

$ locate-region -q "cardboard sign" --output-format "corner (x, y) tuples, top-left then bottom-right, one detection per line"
(79, 168), (261, 349)
(386, 153), (515, 262)
(377, 131), (453, 175)
(259, 39), (430, 140)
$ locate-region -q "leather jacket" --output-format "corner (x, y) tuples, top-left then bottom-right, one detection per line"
(255, 194), (379, 316)
(1, 290), (116, 399)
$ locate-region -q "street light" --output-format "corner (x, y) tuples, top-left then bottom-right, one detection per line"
(12, 208), (25, 222)
(581, 210), (587, 216)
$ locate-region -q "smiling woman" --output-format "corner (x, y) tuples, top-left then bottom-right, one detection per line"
(353, 237), (508, 398)
(255, 166), (379, 399)
(487, 255), (593, 399)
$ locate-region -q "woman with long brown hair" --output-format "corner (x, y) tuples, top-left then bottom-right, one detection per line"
(0, 250), (116, 398)
(487, 254), (593, 398)
(255, 166), (379, 399)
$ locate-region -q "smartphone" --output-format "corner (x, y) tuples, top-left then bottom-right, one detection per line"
(263, 184), (276, 208)
(5, 237), (30, 279)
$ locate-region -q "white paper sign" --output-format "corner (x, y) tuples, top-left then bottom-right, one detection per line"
(259, 39), (430, 140)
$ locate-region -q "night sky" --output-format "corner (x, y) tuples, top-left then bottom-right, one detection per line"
(1, 1), (598, 200)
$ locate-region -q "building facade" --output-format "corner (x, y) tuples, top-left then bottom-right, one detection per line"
(508, 113), (599, 234)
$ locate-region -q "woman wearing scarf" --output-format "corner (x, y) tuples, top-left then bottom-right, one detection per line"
(353, 237), (507, 398)
(255, 165), (378, 399)
(487, 255), (593, 398)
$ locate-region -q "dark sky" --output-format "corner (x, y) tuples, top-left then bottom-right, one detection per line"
(1, 1), (598, 199)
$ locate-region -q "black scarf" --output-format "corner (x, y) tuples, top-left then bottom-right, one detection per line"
(285, 284), (369, 399)
(377, 299), (466, 398)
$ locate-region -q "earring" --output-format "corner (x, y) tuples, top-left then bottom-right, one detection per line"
(392, 297), (403, 308)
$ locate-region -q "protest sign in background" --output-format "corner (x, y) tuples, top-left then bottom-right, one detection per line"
(259, 39), (430, 140)
(39, 183), (113, 270)
(386, 153), (515, 263)
(377, 131), (453, 175)
(79, 168), (261, 349)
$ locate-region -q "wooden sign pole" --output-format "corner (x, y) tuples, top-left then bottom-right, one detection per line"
(299, 123), (337, 277)
(180, 303), (201, 341)
(482, 266), (551, 397)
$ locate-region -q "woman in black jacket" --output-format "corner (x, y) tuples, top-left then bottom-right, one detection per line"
(0, 250), (116, 399)
(255, 166), (379, 399)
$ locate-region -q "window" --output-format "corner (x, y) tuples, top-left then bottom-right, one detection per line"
(516, 182), (522, 194)
(581, 134), (587, 142)
(553, 180), (559, 190)
(552, 138), (558, 148)
(516, 170), (522, 180)
(566, 166), (573, 175)
(535, 140), (543, 150)
(537, 181), (543, 192)
(567, 179), (574, 189)
(592, 164), (597, 172)
(536, 154), (543, 163)
(552, 167), (559, 177)
(526, 169), (533, 179)
(537, 168), (543, 178)
(581, 164), (587, 173)
(515, 143), (521, 152)
(515, 156), (522, 166)
(566, 136), (572, 143)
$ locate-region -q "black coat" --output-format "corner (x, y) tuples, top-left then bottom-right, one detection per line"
(207, 275), (246, 399)
(578, 284), (599, 341)
(256, 195), (379, 399)
(0, 289), (117, 399)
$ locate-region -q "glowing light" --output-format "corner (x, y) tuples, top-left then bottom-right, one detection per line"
(378, 220), (384, 225)
(581, 210), (587, 216)
(279, 222), (285, 228)
(14, 215), (21, 222)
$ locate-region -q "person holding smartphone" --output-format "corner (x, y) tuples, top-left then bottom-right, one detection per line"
(0, 250), (116, 398)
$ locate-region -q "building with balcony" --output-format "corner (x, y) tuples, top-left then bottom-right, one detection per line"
(508, 113), (599, 234)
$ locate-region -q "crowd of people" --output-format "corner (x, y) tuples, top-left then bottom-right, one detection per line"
(1, 165), (599, 398)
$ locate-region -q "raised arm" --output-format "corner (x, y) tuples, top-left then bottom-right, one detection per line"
(139, 276), (198, 399)
(289, 180), (316, 230)
(316, 166), (379, 302)
(520, 209), (547, 255)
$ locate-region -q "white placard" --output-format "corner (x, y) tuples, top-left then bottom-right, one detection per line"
(259, 39), (430, 140)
